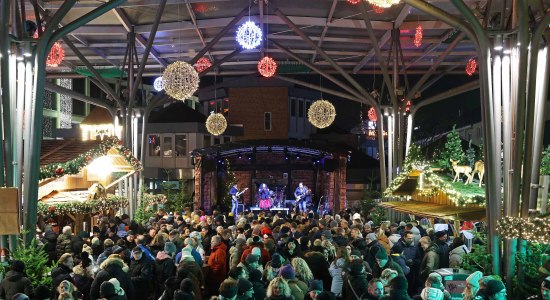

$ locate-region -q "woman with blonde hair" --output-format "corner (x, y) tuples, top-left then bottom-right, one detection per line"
(57, 280), (77, 300)
(266, 277), (293, 300)
(149, 232), (167, 255)
(291, 257), (314, 284)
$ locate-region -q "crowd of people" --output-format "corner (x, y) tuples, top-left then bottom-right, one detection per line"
(0, 208), (549, 300)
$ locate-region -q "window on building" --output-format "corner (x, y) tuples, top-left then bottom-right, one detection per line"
(224, 137), (231, 144)
(175, 134), (187, 157)
(291, 98), (296, 117)
(148, 134), (161, 156)
(264, 112), (272, 131)
(204, 135), (211, 147)
(163, 136), (173, 157)
(214, 137), (220, 145)
(298, 100), (304, 117)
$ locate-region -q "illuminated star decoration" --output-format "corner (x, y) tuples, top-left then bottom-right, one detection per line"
(258, 56), (277, 78)
(194, 57), (212, 73)
(466, 58), (477, 76)
(153, 77), (164, 91)
(236, 21), (263, 49)
(414, 24), (423, 48)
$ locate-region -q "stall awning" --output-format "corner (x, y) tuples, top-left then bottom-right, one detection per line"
(379, 200), (486, 221)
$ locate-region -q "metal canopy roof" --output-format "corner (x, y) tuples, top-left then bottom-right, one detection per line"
(30, 0), (545, 78)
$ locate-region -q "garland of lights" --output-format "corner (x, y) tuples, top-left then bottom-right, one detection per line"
(194, 57), (212, 73)
(38, 195), (128, 216)
(39, 136), (143, 181)
(258, 56), (277, 77)
(414, 24), (423, 48)
(308, 100), (336, 129)
(466, 58), (477, 76)
(497, 216), (550, 244)
(372, 4), (384, 13)
(205, 112), (227, 136)
(163, 61), (200, 101)
(366, 0), (401, 8)
(154, 77), (164, 91)
(368, 107), (377, 122)
(236, 21), (263, 50)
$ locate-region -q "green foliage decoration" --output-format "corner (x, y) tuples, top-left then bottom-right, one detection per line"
(438, 125), (465, 170)
(160, 180), (193, 213)
(11, 239), (56, 287)
(511, 242), (550, 297)
(496, 216), (550, 244)
(466, 141), (476, 168)
(461, 233), (494, 275)
(541, 145), (550, 176)
(360, 190), (386, 225)
(39, 136), (143, 181)
(37, 195), (128, 216)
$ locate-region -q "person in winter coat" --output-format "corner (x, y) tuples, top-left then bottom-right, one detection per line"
(99, 280), (126, 300)
(329, 256), (345, 297)
(303, 251), (332, 292)
(278, 264), (308, 300)
(90, 255), (134, 300)
(392, 231), (421, 295)
(42, 229), (58, 264)
(51, 253), (75, 298)
(97, 239), (115, 265)
(266, 277), (294, 300)
(56, 226), (74, 259)
(342, 260), (370, 300)
(72, 231), (88, 256)
(230, 238), (247, 270)
(154, 242), (177, 299)
(207, 235), (228, 295)
(449, 236), (469, 268)
(380, 276), (411, 300)
(434, 231), (450, 269)
(236, 278), (255, 300)
(373, 249), (405, 279)
(241, 236), (271, 266)
(463, 271), (483, 300)
(365, 278), (385, 300)
(249, 269), (267, 300)
(365, 233), (384, 269)
(376, 230), (391, 255)
(0, 260), (33, 300)
(419, 237), (440, 286)
(72, 253), (94, 300)
(129, 246), (154, 300)
(263, 253), (285, 282)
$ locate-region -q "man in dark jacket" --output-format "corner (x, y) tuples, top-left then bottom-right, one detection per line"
(154, 243), (176, 299)
(56, 226), (74, 259)
(419, 237), (440, 286)
(97, 239), (115, 265)
(372, 248), (405, 279)
(248, 269), (266, 300)
(129, 246), (154, 300)
(342, 260), (370, 300)
(90, 256), (134, 300)
(0, 260), (33, 300)
(72, 231), (89, 256)
(332, 227), (349, 247)
(42, 229), (58, 264)
(435, 231), (450, 268)
(391, 231), (420, 295)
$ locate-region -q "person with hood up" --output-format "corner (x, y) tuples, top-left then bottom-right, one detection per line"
(129, 246), (154, 300)
(278, 264), (308, 300)
(0, 260), (33, 300)
(154, 242), (177, 299)
(99, 280), (126, 300)
(463, 271), (483, 300)
(208, 235), (228, 295)
(380, 276), (411, 300)
(90, 255), (134, 300)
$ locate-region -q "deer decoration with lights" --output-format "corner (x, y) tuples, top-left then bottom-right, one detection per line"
(467, 160), (485, 187)
(450, 159), (472, 184)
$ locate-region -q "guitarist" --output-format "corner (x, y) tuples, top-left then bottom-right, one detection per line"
(230, 184), (248, 218)
(294, 182), (310, 213)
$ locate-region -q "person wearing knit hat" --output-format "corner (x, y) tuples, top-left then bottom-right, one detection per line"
(164, 241), (177, 257)
(463, 271), (483, 300)
(421, 287), (444, 300)
(100, 281), (117, 299)
(0, 260), (32, 300)
(108, 278), (125, 296)
(279, 265), (309, 300)
(366, 233), (378, 243)
(237, 278), (254, 299)
(278, 264), (296, 280)
(353, 213), (362, 221)
(483, 279), (506, 300)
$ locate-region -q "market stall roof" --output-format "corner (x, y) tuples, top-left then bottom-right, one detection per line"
(379, 200), (486, 221)
(41, 140), (101, 165)
(80, 107), (113, 125)
(393, 177), (419, 196)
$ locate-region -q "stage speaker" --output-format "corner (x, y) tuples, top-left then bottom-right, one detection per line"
(237, 204), (245, 213)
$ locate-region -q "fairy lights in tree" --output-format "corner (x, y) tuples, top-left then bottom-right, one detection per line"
(258, 56), (277, 77)
(466, 58), (477, 76)
(414, 24), (423, 48)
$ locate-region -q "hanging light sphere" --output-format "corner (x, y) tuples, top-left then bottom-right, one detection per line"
(46, 42), (65, 67)
(162, 61), (199, 101)
(414, 24), (423, 48)
(308, 99), (336, 129)
(347, 0), (361, 4)
(466, 58), (477, 76)
(153, 77), (164, 91)
(258, 56), (277, 78)
(236, 21), (263, 49)
(194, 57), (212, 73)
(372, 4), (385, 13)
(205, 112), (227, 136)
(368, 107), (377, 122)
(366, 0), (401, 8)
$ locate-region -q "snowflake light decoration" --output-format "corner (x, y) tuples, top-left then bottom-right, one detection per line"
(162, 61), (199, 101)
(194, 57), (212, 73)
(236, 21), (263, 49)
(258, 56), (277, 77)
(308, 100), (336, 129)
(414, 24), (423, 48)
(153, 77), (164, 91)
(205, 112), (227, 136)
(466, 58), (477, 76)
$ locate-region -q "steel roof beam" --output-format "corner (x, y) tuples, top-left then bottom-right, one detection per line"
(311, 0), (338, 63)
(184, 0), (215, 63)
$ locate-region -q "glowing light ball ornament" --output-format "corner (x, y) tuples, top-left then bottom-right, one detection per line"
(153, 77), (164, 91)
(347, 0), (360, 4)
(368, 107), (377, 122)
(162, 61), (199, 101)
(194, 57), (212, 73)
(236, 21), (262, 49)
(258, 56), (277, 78)
(205, 112), (227, 136)
(414, 24), (423, 48)
(366, 0), (401, 8)
(308, 99), (336, 129)
(46, 42), (65, 67)
(466, 58), (477, 76)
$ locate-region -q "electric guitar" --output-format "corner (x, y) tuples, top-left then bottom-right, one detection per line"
(232, 188), (248, 203)
(295, 189), (311, 202)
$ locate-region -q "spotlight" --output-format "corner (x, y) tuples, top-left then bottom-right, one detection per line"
(285, 154), (290, 160)
(296, 154), (301, 160)
(238, 153), (243, 159)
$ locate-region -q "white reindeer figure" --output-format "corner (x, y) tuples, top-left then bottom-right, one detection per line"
(450, 159), (472, 184)
(467, 160), (485, 187)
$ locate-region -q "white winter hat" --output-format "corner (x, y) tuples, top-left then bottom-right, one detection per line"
(421, 287), (444, 300)
(353, 213), (361, 220)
